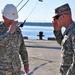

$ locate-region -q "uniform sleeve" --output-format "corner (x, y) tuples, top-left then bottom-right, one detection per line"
(19, 38), (29, 69)
(71, 34), (75, 63)
(0, 31), (10, 46)
(54, 30), (63, 45)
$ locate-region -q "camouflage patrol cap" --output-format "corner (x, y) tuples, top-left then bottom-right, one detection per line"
(53, 3), (71, 18)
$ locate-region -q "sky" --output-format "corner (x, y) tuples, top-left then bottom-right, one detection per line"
(0, 0), (75, 22)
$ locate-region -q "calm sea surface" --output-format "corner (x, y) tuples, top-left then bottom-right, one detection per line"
(20, 25), (65, 40)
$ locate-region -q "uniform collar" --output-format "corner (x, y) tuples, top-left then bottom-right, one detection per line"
(64, 21), (75, 35)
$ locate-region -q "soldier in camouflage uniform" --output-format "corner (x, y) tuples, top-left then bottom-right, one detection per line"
(52, 3), (75, 75)
(0, 4), (29, 75)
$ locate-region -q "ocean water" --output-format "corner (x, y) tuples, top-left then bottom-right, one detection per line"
(20, 26), (54, 40)
(20, 25), (65, 40)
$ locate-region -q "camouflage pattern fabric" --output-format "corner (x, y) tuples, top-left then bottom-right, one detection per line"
(54, 21), (75, 75)
(0, 69), (21, 75)
(0, 22), (29, 75)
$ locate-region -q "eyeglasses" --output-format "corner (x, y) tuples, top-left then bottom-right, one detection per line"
(54, 13), (69, 20)
(54, 15), (62, 20)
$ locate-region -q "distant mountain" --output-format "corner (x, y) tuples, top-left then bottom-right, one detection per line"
(19, 22), (52, 27)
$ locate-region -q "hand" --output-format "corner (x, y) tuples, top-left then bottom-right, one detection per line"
(24, 68), (29, 74)
(9, 21), (18, 34)
(52, 18), (62, 31)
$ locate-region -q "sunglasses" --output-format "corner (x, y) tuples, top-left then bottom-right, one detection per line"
(54, 15), (62, 20)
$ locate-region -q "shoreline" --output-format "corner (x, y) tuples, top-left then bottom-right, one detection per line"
(23, 36), (56, 40)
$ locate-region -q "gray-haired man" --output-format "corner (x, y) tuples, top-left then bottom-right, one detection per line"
(0, 4), (29, 75)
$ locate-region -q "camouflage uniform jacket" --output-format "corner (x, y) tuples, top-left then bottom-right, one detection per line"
(0, 22), (29, 71)
(54, 21), (75, 75)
